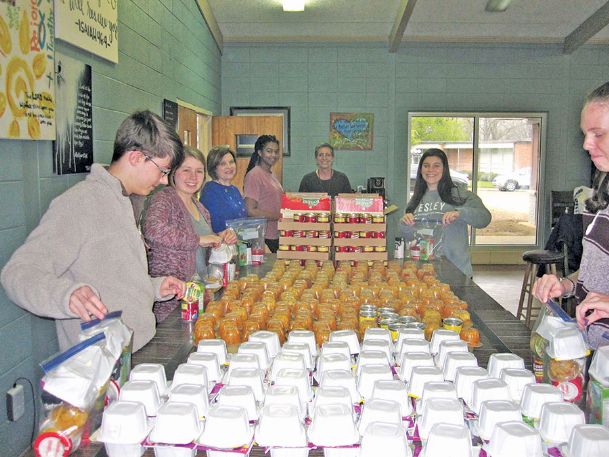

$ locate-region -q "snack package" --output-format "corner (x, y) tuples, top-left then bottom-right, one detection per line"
(35, 334), (115, 456)
(181, 280), (206, 320)
(226, 218), (267, 265)
(587, 346), (609, 425)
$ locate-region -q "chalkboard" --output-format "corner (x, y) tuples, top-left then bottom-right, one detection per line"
(163, 99), (178, 130)
(54, 54), (93, 174)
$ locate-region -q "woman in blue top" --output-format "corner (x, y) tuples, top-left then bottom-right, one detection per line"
(200, 145), (247, 233)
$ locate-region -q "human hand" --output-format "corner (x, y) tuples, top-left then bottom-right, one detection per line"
(69, 286), (107, 321)
(576, 292), (609, 329)
(532, 274), (566, 303)
(442, 211), (460, 225)
(401, 213), (415, 225)
(219, 228), (238, 245)
(160, 276), (185, 300)
(200, 234), (223, 248)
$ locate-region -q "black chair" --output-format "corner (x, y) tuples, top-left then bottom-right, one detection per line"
(551, 190), (575, 227)
(516, 249), (565, 328)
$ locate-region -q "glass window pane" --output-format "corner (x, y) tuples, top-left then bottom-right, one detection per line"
(475, 117), (540, 245)
(409, 116), (474, 193)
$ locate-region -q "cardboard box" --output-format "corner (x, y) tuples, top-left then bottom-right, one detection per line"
(334, 251), (388, 262)
(277, 250), (331, 261)
(333, 223), (387, 232)
(281, 193), (332, 217)
(278, 221), (331, 232)
(335, 193), (384, 215)
(334, 238), (386, 247)
(280, 237), (333, 246)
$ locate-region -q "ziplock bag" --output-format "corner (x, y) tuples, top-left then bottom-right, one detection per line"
(34, 334), (115, 456)
(79, 311), (133, 386)
(226, 217), (267, 265)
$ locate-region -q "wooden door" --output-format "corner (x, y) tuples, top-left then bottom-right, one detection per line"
(178, 105), (198, 147)
(211, 116), (283, 192)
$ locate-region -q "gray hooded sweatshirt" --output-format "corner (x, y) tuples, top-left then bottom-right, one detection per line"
(399, 188), (491, 277)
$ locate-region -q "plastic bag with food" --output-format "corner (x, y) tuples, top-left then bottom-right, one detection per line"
(208, 243), (238, 287)
(226, 217), (267, 265)
(34, 333), (115, 456)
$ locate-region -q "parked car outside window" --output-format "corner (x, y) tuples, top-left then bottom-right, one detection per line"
(492, 167), (531, 192)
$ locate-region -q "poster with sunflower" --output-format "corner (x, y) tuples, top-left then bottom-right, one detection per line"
(0, 0), (56, 140)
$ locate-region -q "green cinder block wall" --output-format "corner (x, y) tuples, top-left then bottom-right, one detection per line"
(0, 1), (221, 455)
(221, 42), (604, 245)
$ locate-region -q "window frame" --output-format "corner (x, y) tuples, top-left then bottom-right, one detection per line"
(407, 111), (548, 248)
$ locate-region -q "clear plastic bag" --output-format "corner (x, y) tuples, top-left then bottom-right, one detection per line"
(226, 217), (267, 265)
(35, 334), (113, 456)
(407, 218), (445, 260)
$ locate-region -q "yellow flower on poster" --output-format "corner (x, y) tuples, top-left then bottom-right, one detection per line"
(0, 0), (56, 140)
(329, 112), (374, 150)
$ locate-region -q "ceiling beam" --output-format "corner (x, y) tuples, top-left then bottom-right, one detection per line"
(196, 0), (224, 53)
(563, 1), (609, 54)
(388, 0), (418, 53)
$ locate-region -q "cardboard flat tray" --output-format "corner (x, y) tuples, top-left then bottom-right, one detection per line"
(279, 237), (333, 246)
(334, 252), (388, 261)
(333, 238), (386, 247)
(277, 251), (331, 261)
(278, 221), (332, 231)
(333, 223), (386, 232)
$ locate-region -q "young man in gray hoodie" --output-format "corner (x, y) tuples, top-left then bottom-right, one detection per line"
(1, 111), (186, 352)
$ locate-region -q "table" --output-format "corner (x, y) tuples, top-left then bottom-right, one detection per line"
(47, 257), (531, 457)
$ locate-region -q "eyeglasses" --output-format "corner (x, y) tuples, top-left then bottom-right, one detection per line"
(142, 152), (171, 177)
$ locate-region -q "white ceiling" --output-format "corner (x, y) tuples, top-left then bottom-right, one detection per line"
(205, 0), (609, 51)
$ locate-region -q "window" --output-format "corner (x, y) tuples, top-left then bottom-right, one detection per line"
(408, 113), (546, 246)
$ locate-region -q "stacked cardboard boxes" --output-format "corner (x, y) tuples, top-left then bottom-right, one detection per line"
(277, 193), (387, 262)
(277, 193), (332, 261)
(333, 193), (387, 262)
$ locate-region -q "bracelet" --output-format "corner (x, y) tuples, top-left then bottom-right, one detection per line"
(562, 277), (576, 298)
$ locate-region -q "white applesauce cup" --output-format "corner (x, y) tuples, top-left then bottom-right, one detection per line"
(486, 421), (542, 457)
(119, 380), (161, 416)
(454, 366), (487, 407)
(442, 352), (478, 382)
(566, 424), (609, 457)
(487, 353), (525, 378)
(399, 352), (435, 382)
(358, 398), (402, 433)
(371, 379), (412, 417)
(418, 398), (464, 440)
(476, 399), (522, 440)
(97, 401), (151, 457)
(196, 339), (227, 365)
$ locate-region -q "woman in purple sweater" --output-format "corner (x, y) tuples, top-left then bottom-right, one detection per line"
(144, 147), (237, 322)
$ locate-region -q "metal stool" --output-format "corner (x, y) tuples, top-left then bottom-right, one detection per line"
(516, 249), (566, 328)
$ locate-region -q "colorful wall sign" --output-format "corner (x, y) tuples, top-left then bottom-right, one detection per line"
(54, 0), (119, 63)
(0, 0), (56, 140)
(329, 112), (374, 150)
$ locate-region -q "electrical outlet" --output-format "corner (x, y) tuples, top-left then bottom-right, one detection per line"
(7, 384), (25, 421)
